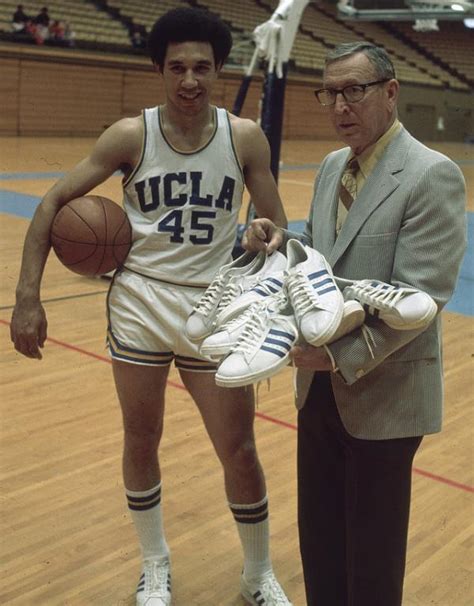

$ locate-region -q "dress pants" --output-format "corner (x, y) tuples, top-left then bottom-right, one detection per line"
(297, 372), (422, 606)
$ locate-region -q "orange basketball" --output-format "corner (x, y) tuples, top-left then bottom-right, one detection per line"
(50, 195), (132, 276)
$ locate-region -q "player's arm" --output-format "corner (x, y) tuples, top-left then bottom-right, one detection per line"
(231, 117), (287, 253)
(11, 117), (142, 360)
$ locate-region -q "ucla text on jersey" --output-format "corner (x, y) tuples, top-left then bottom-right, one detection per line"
(134, 171), (236, 212)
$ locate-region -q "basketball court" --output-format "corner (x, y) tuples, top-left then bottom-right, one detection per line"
(1, 1), (473, 604)
(1, 133), (472, 605)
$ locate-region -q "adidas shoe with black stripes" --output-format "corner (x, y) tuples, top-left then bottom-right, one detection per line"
(240, 571), (292, 605)
(136, 557), (171, 606)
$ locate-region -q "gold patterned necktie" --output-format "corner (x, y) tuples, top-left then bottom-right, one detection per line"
(339, 157), (359, 211)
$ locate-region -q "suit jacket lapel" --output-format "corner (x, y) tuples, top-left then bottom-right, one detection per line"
(328, 129), (410, 267)
(316, 167), (342, 256)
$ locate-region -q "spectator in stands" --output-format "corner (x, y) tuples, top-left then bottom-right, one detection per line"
(12, 4), (30, 33)
(129, 21), (147, 50)
(63, 21), (76, 47)
(32, 6), (50, 44)
(49, 20), (65, 43)
(47, 19), (75, 48)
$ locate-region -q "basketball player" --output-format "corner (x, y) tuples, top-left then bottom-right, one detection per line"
(11, 8), (291, 606)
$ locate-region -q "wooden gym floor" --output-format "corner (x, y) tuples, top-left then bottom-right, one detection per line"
(0, 137), (473, 605)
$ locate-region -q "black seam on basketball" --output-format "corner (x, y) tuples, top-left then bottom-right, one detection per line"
(112, 214), (132, 265)
(96, 197), (108, 274)
(55, 206), (99, 244)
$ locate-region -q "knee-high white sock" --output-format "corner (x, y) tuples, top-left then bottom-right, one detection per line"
(229, 495), (272, 581)
(126, 482), (169, 561)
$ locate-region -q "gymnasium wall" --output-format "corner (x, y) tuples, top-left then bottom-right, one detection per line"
(0, 44), (472, 141)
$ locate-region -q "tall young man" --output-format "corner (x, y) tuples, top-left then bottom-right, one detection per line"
(11, 8), (291, 605)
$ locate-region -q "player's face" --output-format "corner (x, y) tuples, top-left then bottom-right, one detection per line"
(160, 41), (219, 115)
(323, 52), (398, 155)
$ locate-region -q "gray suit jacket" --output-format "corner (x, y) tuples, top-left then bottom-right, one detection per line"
(284, 127), (466, 439)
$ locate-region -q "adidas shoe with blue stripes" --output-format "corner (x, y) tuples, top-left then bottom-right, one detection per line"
(341, 279), (438, 330)
(185, 251), (263, 341)
(201, 293), (284, 361)
(216, 251), (287, 327)
(285, 239), (344, 347)
(217, 270), (286, 328)
(136, 557), (171, 606)
(215, 295), (298, 388)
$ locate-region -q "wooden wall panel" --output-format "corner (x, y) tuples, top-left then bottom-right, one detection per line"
(284, 82), (334, 140)
(122, 69), (164, 117)
(0, 58), (20, 135)
(18, 61), (123, 136)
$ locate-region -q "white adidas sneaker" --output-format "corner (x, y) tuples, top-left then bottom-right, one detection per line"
(136, 557), (171, 606)
(285, 239), (344, 346)
(326, 299), (365, 343)
(342, 279), (438, 330)
(215, 295), (299, 388)
(241, 571), (292, 605)
(201, 293), (284, 361)
(216, 250), (287, 327)
(185, 251), (263, 341)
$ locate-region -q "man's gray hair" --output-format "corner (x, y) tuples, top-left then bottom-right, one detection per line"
(325, 42), (396, 80)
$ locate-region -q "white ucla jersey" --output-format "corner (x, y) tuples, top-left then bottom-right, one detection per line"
(122, 106), (244, 286)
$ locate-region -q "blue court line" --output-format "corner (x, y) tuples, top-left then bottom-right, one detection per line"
(1, 189), (472, 317)
(0, 171), (123, 181)
(0, 172), (67, 181)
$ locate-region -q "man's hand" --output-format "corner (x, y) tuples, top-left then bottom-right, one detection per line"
(242, 218), (284, 254)
(290, 343), (333, 371)
(10, 302), (48, 359)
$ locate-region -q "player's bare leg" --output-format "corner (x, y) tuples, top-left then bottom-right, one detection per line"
(113, 360), (171, 606)
(181, 371), (292, 605)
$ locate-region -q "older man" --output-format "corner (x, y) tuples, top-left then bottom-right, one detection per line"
(243, 42), (466, 606)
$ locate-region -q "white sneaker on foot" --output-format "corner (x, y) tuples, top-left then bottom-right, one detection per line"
(285, 240), (344, 346)
(241, 571), (292, 605)
(215, 295), (299, 388)
(185, 251), (262, 341)
(136, 557), (171, 606)
(216, 251), (287, 326)
(342, 279), (437, 330)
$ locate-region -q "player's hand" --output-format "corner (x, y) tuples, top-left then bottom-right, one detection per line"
(10, 302), (48, 360)
(290, 344), (333, 371)
(242, 218), (284, 254)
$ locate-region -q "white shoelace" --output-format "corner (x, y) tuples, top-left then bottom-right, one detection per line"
(143, 560), (170, 600)
(217, 278), (245, 311)
(231, 296), (290, 359)
(232, 312), (273, 358)
(350, 281), (411, 311)
(286, 270), (323, 316)
(260, 572), (291, 604)
(219, 301), (262, 332)
(192, 272), (227, 314)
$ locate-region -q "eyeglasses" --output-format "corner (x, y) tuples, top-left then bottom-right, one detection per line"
(314, 79), (390, 106)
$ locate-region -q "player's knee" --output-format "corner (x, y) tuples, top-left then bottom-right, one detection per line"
(123, 420), (163, 453)
(221, 437), (259, 471)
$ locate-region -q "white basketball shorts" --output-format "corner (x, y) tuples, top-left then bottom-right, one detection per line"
(106, 269), (217, 372)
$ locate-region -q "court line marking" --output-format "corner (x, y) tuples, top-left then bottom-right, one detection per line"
(0, 289), (110, 311)
(1, 318), (472, 495)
